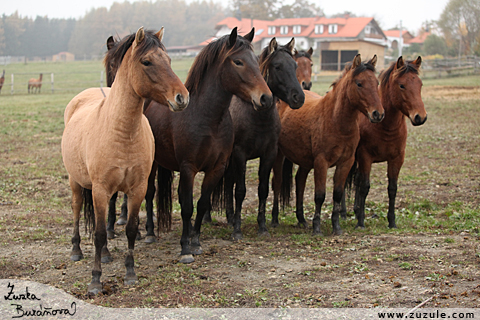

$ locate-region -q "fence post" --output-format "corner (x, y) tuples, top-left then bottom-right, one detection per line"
(51, 73), (54, 94)
(10, 73), (13, 95)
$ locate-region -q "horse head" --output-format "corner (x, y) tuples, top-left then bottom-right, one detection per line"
(294, 47), (313, 90)
(380, 56), (427, 126)
(259, 37), (304, 109)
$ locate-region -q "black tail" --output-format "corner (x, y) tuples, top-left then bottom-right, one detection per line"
(156, 165), (173, 232)
(279, 158), (293, 209)
(345, 160), (358, 199)
(82, 188), (95, 239)
(211, 173), (225, 213)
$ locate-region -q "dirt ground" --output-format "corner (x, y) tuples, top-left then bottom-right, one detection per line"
(0, 85), (479, 309)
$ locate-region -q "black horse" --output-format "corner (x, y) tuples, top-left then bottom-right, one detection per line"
(206, 38), (305, 240)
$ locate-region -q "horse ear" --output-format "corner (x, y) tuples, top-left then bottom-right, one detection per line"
(244, 28), (255, 42)
(307, 47), (314, 56)
(228, 27), (238, 48)
(413, 56), (422, 68)
(286, 38), (295, 55)
(352, 54), (362, 68)
(133, 27), (145, 51)
(155, 27), (165, 42)
(370, 54), (378, 68)
(395, 56), (405, 69)
(268, 38), (277, 55)
(107, 36), (115, 51)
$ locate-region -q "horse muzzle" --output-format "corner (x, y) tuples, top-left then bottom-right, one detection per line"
(252, 93), (273, 111)
(168, 93), (189, 112)
(368, 109), (385, 123)
(409, 113), (427, 126)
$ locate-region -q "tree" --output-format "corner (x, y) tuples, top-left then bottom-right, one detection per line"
(230, 0), (278, 20)
(423, 34), (449, 56)
(438, 0), (480, 56)
(277, 0), (324, 19)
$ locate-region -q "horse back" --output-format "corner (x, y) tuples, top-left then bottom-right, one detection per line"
(64, 88), (110, 125)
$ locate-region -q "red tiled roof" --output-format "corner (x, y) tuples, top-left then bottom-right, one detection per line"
(407, 31), (431, 44)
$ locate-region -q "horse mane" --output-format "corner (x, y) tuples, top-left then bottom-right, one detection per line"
(330, 58), (377, 90)
(185, 33), (253, 95)
(258, 44), (293, 78)
(378, 59), (420, 91)
(104, 29), (166, 75)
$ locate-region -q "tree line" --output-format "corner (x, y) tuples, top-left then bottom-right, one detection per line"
(0, 0), (478, 59)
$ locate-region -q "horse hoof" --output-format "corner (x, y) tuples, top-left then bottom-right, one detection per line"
(388, 224), (398, 229)
(179, 254), (195, 264)
(355, 225), (366, 230)
(124, 275), (138, 286)
(312, 230), (323, 236)
(258, 230), (270, 238)
(70, 254), (83, 262)
(297, 222), (308, 229)
(107, 230), (115, 240)
(271, 221), (279, 228)
(340, 213), (347, 220)
(191, 246), (203, 255)
(116, 217), (127, 225)
(101, 255), (113, 264)
(332, 229), (343, 236)
(87, 282), (102, 295)
(144, 236), (157, 244)
(232, 232), (243, 241)
(136, 232), (142, 241)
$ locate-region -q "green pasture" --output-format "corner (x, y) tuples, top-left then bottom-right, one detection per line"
(0, 60), (479, 242)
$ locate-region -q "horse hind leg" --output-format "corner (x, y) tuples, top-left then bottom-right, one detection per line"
(387, 159), (403, 229)
(106, 192), (118, 240)
(144, 166), (157, 243)
(295, 166), (310, 229)
(124, 189), (145, 285)
(232, 158), (247, 241)
(257, 155), (274, 237)
(117, 194), (128, 225)
(69, 178), (84, 261)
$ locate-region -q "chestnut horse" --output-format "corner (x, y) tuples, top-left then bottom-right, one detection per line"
(0, 70), (5, 94)
(143, 28), (272, 263)
(28, 73), (42, 94)
(212, 37), (304, 240)
(272, 54), (384, 235)
(61, 27), (189, 294)
(346, 56), (427, 228)
(294, 47), (313, 90)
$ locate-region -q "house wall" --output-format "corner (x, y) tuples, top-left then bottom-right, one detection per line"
(317, 41), (385, 71)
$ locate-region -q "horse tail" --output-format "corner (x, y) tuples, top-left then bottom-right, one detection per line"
(82, 188), (95, 239)
(280, 158), (294, 209)
(345, 160), (358, 199)
(211, 172), (225, 213)
(156, 165), (173, 232)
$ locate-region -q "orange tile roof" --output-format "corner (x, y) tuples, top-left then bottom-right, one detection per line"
(407, 31), (431, 44)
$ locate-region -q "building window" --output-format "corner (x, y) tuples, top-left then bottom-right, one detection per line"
(328, 24), (338, 34)
(293, 25), (301, 34)
(280, 26), (288, 34)
(315, 24), (324, 34)
(268, 26), (276, 35)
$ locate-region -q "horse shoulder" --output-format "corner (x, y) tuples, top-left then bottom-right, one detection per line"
(64, 88), (109, 125)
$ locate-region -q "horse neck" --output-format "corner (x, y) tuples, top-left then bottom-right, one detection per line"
(104, 68), (144, 134)
(379, 84), (406, 130)
(39, 74), (42, 81)
(325, 84), (361, 134)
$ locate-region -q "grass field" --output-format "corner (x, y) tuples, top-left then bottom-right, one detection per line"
(0, 60), (479, 308)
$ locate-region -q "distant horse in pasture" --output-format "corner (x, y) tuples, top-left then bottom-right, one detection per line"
(294, 47), (313, 90)
(210, 37), (304, 240)
(0, 70), (5, 94)
(28, 73), (43, 94)
(144, 27), (272, 263)
(272, 55), (384, 236)
(345, 56), (427, 229)
(61, 27), (189, 294)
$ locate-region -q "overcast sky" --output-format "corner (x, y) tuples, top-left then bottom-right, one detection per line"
(3, 0), (449, 33)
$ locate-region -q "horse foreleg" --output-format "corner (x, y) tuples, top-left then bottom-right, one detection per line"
(178, 168), (195, 264)
(107, 192), (118, 239)
(88, 187), (109, 295)
(232, 154), (247, 241)
(387, 157), (403, 229)
(271, 151), (284, 227)
(331, 161), (355, 235)
(312, 159), (328, 235)
(353, 158), (372, 229)
(257, 153), (275, 237)
(117, 194), (128, 225)
(224, 159), (235, 226)
(69, 178), (84, 261)
(295, 166), (310, 229)
(124, 189), (144, 286)
(144, 163), (157, 243)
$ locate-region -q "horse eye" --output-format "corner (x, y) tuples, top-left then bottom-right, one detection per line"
(356, 81), (362, 88)
(400, 84), (406, 89)
(142, 60), (152, 66)
(234, 60), (244, 66)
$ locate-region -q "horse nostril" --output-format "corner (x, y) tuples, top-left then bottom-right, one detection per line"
(372, 110), (379, 120)
(175, 94), (184, 106)
(260, 94), (273, 108)
(414, 114), (421, 125)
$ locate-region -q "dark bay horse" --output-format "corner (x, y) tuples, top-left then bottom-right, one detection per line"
(346, 56), (427, 228)
(272, 54), (384, 235)
(61, 27), (189, 294)
(144, 28), (272, 263)
(28, 73), (42, 93)
(0, 70), (5, 94)
(294, 47), (313, 90)
(215, 37), (304, 240)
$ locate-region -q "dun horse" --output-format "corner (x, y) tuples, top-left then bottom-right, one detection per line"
(346, 56), (427, 228)
(0, 70), (5, 94)
(211, 38), (304, 240)
(28, 73), (42, 94)
(272, 55), (384, 235)
(144, 28), (272, 263)
(294, 48), (313, 90)
(61, 27), (189, 294)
